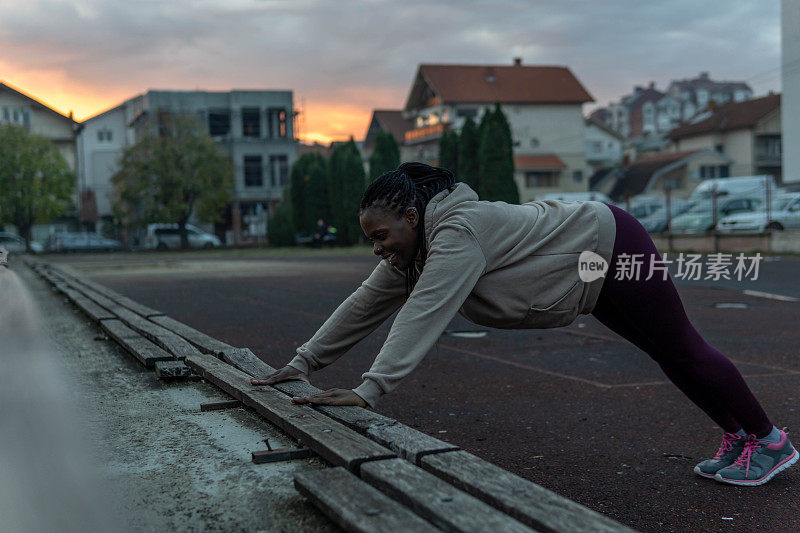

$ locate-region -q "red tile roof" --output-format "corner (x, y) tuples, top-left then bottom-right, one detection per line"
(405, 63), (593, 109)
(514, 154), (566, 169)
(373, 110), (414, 144)
(667, 93), (781, 140)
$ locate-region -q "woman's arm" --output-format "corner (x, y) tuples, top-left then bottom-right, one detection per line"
(297, 225), (487, 407)
(252, 259), (406, 388)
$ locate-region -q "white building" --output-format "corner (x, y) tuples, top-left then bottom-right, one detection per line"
(399, 59), (594, 201)
(77, 90), (296, 242)
(585, 116), (624, 171)
(782, 0), (800, 184)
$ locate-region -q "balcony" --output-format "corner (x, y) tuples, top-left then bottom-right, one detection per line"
(404, 123), (449, 145)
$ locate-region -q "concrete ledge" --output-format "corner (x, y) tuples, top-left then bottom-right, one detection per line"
(651, 229), (800, 254)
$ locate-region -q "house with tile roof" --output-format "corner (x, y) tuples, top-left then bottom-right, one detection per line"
(667, 93), (782, 182)
(394, 58), (594, 202)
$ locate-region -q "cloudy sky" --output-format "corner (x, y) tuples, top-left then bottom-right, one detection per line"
(0, 0), (782, 143)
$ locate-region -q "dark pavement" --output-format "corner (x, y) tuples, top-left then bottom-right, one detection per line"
(54, 249), (800, 532)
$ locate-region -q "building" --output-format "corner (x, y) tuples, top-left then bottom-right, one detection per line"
(0, 82), (79, 239)
(0, 82), (78, 170)
(397, 59), (594, 201)
(782, 0), (800, 184)
(666, 93), (782, 181)
(77, 90), (296, 242)
(585, 116), (624, 171)
(609, 149), (734, 201)
(596, 73), (754, 159)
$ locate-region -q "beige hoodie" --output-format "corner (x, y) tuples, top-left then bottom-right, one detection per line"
(288, 183), (616, 407)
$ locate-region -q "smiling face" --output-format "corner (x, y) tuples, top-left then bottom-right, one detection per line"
(359, 206), (420, 270)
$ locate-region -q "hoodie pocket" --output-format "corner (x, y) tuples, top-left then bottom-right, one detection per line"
(517, 280), (581, 329)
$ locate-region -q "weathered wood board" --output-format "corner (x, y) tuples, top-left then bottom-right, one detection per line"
(219, 347), (458, 463)
(185, 352), (395, 472)
(294, 467), (441, 533)
(101, 319), (175, 368)
(360, 458), (534, 533)
(150, 315), (233, 355)
(60, 287), (116, 322)
(420, 451), (635, 533)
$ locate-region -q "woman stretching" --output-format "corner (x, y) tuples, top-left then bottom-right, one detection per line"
(252, 162), (797, 486)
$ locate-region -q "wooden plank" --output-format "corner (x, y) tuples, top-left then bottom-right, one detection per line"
(101, 319), (175, 368)
(420, 451), (635, 533)
(200, 400), (242, 411)
(185, 352), (395, 472)
(60, 287), (116, 322)
(220, 347), (458, 463)
(294, 467), (441, 533)
(150, 315), (233, 355)
(113, 308), (200, 360)
(252, 448), (314, 463)
(360, 458), (534, 533)
(47, 266), (164, 317)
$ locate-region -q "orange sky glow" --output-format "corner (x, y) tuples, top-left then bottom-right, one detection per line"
(2, 67), (380, 145)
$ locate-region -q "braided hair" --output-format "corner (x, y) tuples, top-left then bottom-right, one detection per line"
(359, 162), (455, 296)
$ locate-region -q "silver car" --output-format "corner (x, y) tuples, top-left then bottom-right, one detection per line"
(670, 196), (762, 234)
(718, 194), (800, 232)
(0, 232), (44, 254)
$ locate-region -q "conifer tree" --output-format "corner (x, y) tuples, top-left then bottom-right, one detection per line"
(369, 130), (401, 181)
(477, 104), (519, 203)
(329, 138), (366, 245)
(457, 116), (480, 192)
(438, 130), (459, 176)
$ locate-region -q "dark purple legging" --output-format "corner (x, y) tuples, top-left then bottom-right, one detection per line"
(591, 204), (772, 437)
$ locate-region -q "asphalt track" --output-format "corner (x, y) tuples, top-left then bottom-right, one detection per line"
(55, 249), (800, 532)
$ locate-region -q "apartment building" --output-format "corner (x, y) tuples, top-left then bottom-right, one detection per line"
(77, 90), (296, 242)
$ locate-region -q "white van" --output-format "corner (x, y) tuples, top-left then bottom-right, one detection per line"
(144, 223), (222, 250)
(689, 175), (777, 202)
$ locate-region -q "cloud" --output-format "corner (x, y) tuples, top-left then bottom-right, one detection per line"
(0, 0), (781, 140)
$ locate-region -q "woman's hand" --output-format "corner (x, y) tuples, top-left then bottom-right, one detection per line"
(291, 388), (367, 407)
(250, 365), (309, 386)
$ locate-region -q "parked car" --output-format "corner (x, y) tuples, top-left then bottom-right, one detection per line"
(717, 193), (800, 233)
(49, 232), (124, 253)
(622, 196), (692, 233)
(670, 196), (762, 234)
(0, 232), (44, 254)
(539, 192), (613, 204)
(144, 224), (222, 250)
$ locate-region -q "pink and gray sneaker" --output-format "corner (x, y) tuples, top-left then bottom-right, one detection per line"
(714, 428), (798, 486)
(694, 432), (747, 478)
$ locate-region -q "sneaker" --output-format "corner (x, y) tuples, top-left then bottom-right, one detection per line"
(694, 432), (747, 478)
(714, 428), (798, 486)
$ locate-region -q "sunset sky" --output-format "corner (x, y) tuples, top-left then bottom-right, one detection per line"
(0, 1), (782, 144)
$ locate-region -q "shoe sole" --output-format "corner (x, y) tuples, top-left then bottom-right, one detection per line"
(714, 448), (799, 486)
(693, 466), (718, 479)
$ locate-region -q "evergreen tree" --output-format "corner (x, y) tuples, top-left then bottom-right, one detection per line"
(289, 154), (311, 232)
(267, 186), (296, 246)
(477, 104), (519, 204)
(328, 138), (366, 245)
(304, 155), (331, 231)
(457, 116), (480, 192)
(369, 130), (400, 181)
(438, 130), (459, 176)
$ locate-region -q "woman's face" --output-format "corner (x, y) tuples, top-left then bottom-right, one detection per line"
(359, 206), (419, 270)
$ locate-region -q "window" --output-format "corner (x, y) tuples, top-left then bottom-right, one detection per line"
(267, 108), (288, 138)
(715, 144), (724, 154)
(244, 155), (263, 187)
(530, 138), (540, 148)
(97, 129), (113, 142)
(208, 110), (231, 136)
(700, 165), (730, 179)
(242, 107), (261, 137)
(525, 171), (559, 188)
(591, 141), (602, 153)
(269, 155), (289, 186)
(572, 170), (583, 183)
(456, 108), (477, 118)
